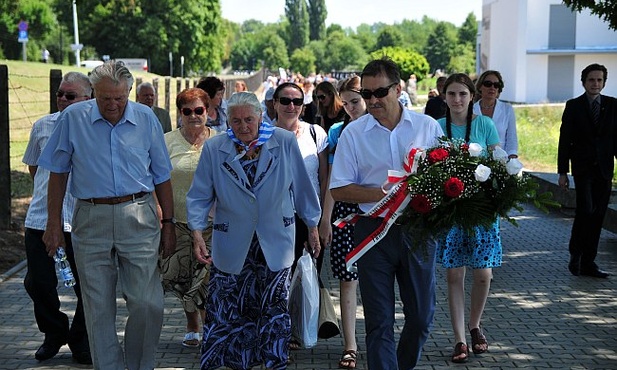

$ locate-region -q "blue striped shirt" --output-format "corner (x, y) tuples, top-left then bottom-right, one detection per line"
(22, 112), (75, 231)
(38, 100), (172, 199)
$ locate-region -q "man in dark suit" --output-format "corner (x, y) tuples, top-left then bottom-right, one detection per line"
(558, 63), (616, 278)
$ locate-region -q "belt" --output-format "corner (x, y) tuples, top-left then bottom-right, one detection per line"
(81, 191), (149, 205)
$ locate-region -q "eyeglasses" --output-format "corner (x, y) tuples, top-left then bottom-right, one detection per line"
(359, 83), (397, 99)
(56, 91), (86, 100)
(317, 94), (327, 101)
(181, 106), (206, 116)
(482, 81), (502, 89)
(277, 97), (304, 106)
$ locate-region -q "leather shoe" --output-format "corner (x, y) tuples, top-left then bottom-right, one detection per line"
(35, 342), (63, 361)
(568, 255), (580, 276)
(72, 350), (93, 365)
(580, 267), (609, 278)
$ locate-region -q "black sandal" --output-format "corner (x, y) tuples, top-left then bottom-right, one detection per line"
(470, 327), (488, 354)
(338, 349), (357, 369)
(451, 342), (469, 363)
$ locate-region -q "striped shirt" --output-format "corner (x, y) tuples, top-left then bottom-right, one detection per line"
(22, 112), (75, 232)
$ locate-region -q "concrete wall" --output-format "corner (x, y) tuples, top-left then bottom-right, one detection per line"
(481, 0), (617, 103)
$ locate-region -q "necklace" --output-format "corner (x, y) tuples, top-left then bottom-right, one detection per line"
(480, 101), (495, 109)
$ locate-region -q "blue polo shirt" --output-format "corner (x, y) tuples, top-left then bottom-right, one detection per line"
(39, 99), (172, 199)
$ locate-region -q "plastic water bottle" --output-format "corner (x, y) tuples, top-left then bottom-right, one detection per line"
(54, 247), (76, 288)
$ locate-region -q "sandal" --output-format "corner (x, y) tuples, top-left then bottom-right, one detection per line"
(470, 327), (488, 354)
(338, 349), (357, 369)
(182, 332), (200, 348)
(451, 342), (469, 363)
(289, 339), (302, 351)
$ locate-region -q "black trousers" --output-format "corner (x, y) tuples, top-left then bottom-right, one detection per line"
(23, 228), (89, 351)
(570, 169), (612, 268)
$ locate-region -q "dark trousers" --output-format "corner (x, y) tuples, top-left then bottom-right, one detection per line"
(355, 218), (437, 370)
(570, 170), (612, 268)
(23, 228), (89, 351)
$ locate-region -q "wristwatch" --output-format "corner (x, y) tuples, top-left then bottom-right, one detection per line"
(161, 217), (177, 224)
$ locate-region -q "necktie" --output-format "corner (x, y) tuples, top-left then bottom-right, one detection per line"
(592, 99), (600, 125)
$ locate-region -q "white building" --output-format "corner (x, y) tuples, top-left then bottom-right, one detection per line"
(480, 0), (617, 103)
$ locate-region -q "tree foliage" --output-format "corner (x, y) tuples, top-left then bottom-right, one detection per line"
(458, 13), (478, 46)
(375, 25), (404, 50)
(290, 47), (316, 76)
(423, 22), (458, 73)
(307, 0), (327, 41)
(563, 0), (617, 30)
(284, 0), (309, 53)
(370, 46), (429, 81)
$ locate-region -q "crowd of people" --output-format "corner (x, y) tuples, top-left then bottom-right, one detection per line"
(21, 59), (615, 370)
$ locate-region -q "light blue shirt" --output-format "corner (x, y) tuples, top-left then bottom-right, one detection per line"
(437, 115), (500, 153)
(22, 112), (75, 232)
(38, 100), (172, 199)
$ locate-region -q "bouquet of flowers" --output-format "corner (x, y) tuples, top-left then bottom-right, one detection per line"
(397, 137), (557, 238)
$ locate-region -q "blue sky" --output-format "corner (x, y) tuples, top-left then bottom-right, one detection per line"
(221, 0), (482, 29)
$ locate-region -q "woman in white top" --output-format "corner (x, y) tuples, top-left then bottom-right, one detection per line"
(473, 70), (519, 158)
(273, 82), (328, 272)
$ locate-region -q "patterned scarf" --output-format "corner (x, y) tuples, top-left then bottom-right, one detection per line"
(226, 121), (275, 161)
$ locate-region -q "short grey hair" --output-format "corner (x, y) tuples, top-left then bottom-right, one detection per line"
(63, 71), (92, 97)
(89, 61), (134, 92)
(227, 92), (262, 118)
(136, 81), (154, 95)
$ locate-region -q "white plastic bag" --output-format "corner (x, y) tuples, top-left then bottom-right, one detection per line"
(288, 250), (319, 348)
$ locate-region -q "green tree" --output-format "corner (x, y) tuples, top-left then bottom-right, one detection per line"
(307, 0), (327, 41)
(0, 0), (57, 61)
(458, 13), (477, 46)
(375, 25), (404, 50)
(254, 29), (289, 71)
(285, 0), (309, 53)
(325, 31), (367, 71)
(563, 0), (617, 30)
(370, 46), (429, 81)
(229, 36), (256, 70)
(423, 22), (458, 74)
(306, 40), (327, 72)
(448, 43), (476, 75)
(290, 46), (316, 75)
(352, 24), (377, 52)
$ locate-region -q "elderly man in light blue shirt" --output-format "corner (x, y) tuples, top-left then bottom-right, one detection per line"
(39, 61), (176, 370)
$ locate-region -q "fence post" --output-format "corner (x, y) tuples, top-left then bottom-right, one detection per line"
(152, 78), (159, 107)
(135, 77), (143, 101)
(0, 65), (11, 228)
(164, 77), (171, 114)
(50, 69), (62, 114)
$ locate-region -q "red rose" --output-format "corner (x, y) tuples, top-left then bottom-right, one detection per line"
(428, 148), (449, 163)
(444, 177), (464, 198)
(410, 194), (432, 214)
(460, 143), (469, 151)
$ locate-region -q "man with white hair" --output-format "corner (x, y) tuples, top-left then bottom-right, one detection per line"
(136, 81), (172, 132)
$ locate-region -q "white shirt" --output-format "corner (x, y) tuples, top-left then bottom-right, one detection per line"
(22, 112), (75, 232)
(296, 121), (328, 198)
(330, 108), (444, 212)
(473, 100), (518, 156)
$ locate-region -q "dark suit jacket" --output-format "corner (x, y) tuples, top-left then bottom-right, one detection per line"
(558, 93), (617, 180)
(153, 106), (172, 133)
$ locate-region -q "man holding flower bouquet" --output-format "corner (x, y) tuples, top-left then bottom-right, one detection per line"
(437, 73), (502, 363)
(330, 57), (444, 370)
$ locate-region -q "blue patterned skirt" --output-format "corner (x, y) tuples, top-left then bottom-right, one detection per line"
(437, 219), (503, 269)
(199, 235), (291, 370)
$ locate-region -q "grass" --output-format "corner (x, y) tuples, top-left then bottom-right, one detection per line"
(3, 59), (570, 198)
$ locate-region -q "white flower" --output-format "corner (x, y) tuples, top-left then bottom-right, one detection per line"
(474, 164), (491, 182)
(506, 158), (524, 175)
(468, 143), (483, 157)
(492, 146), (508, 163)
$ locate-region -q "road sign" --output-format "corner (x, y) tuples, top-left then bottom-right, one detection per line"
(70, 43), (84, 51)
(18, 20), (28, 32)
(18, 30), (28, 43)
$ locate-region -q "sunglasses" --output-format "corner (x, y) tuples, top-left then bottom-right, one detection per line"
(317, 94), (327, 101)
(359, 83), (397, 99)
(482, 81), (502, 89)
(181, 106), (206, 116)
(277, 97), (304, 106)
(56, 91), (84, 101)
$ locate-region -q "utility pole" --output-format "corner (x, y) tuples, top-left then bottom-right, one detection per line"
(72, 0), (81, 67)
